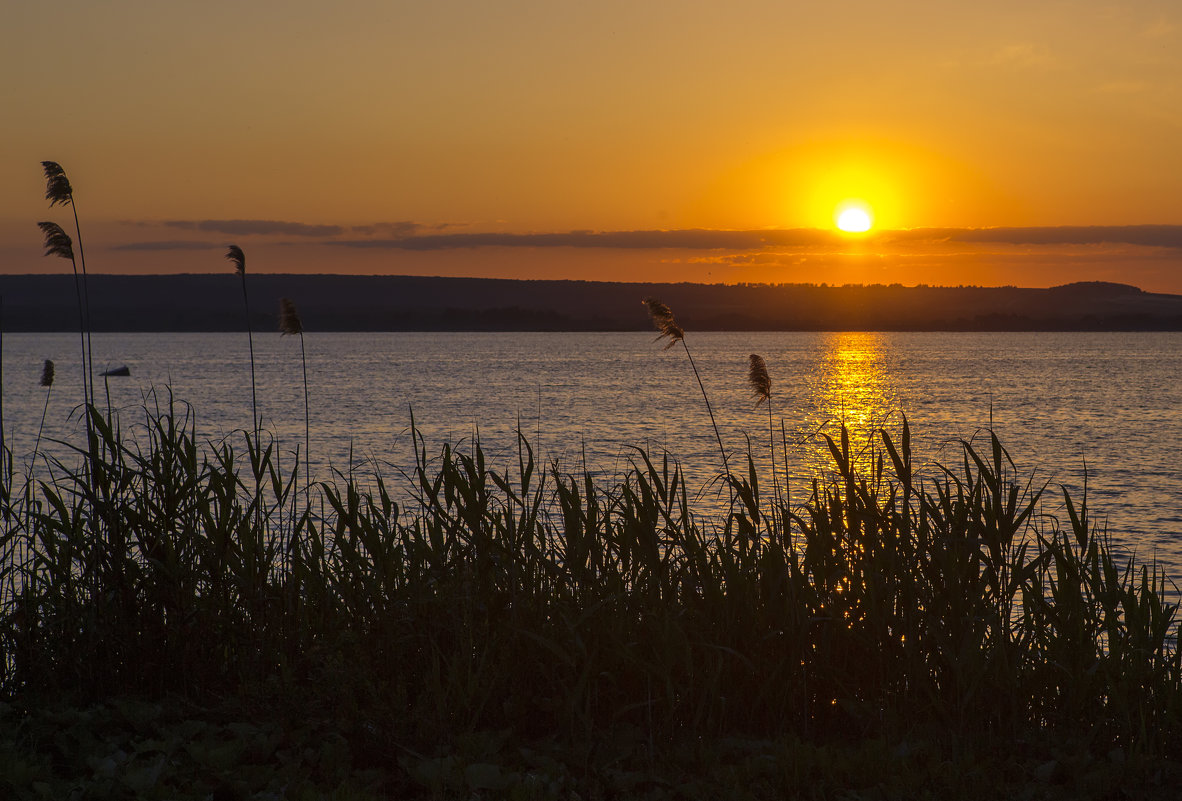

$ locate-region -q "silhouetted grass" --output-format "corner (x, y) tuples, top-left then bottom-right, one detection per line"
(41, 162), (94, 407)
(279, 296), (310, 504)
(644, 297), (731, 479)
(226, 244), (258, 442)
(1, 393), (1179, 771)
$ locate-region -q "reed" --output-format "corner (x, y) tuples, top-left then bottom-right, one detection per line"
(32, 360), (54, 467)
(278, 298), (308, 487)
(41, 162), (93, 403)
(1, 393), (1178, 761)
(226, 245), (259, 444)
(746, 353), (783, 532)
(643, 298), (730, 479)
(279, 297), (310, 554)
(37, 223), (89, 417)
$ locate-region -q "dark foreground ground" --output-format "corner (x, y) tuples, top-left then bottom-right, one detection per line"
(2, 694), (1178, 801)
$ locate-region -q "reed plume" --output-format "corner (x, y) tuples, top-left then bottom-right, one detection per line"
(279, 297), (310, 506)
(38, 221), (74, 260)
(41, 162), (93, 403)
(643, 298), (685, 350)
(226, 244), (246, 277)
(279, 297), (303, 336)
(643, 298), (729, 477)
(33, 360), (55, 465)
(38, 222), (91, 416)
(747, 354), (770, 406)
(42, 161), (73, 206)
(227, 245), (259, 442)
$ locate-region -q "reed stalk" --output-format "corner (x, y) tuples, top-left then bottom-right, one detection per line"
(32, 360), (54, 467)
(279, 297), (310, 503)
(226, 245), (259, 443)
(36, 222), (93, 443)
(643, 298), (730, 478)
(747, 353), (782, 528)
(42, 162), (93, 403)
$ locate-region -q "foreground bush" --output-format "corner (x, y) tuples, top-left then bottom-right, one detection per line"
(1, 394), (1179, 760)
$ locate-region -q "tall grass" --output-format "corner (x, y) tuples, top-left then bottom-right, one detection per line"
(1, 394), (1178, 756)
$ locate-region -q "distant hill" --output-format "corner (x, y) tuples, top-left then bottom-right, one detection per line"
(2, 274), (1182, 332)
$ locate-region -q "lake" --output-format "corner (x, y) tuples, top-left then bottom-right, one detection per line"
(4, 330), (1181, 579)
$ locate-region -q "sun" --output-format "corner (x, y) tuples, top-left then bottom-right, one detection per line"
(835, 202), (873, 233)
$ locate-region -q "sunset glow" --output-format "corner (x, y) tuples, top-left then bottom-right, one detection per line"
(1, 2), (1180, 291)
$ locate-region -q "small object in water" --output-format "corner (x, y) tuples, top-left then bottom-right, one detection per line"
(101, 365), (131, 377)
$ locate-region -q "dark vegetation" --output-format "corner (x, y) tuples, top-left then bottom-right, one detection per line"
(3, 393), (1181, 798)
(3, 273), (1182, 331)
(3, 162), (1180, 798)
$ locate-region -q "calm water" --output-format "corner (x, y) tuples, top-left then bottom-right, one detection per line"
(4, 331), (1181, 576)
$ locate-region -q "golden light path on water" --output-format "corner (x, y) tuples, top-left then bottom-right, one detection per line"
(814, 332), (894, 431)
(789, 332), (902, 485)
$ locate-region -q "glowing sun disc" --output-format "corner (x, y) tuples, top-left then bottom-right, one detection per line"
(836, 207), (872, 233)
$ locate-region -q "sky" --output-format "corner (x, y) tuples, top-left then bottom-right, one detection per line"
(3, 0), (1181, 291)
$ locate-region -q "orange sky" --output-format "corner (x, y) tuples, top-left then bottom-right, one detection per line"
(3, 1), (1181, 291)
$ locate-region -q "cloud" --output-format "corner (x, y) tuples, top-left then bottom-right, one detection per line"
(322, 226), (1182, 252)
(111, 240), (220, 251)
(349, 221), (463, 236)
(891, 226), (1182, 248)
(688, 252), (799, 266)
(349, 221), (423, 237)
(140, 219), (464, 239)
(109, 225), (1182, 256)
(164, 219), (345, 237)
(326, 229), (844, 251)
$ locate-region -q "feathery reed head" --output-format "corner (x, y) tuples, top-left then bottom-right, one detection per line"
(37, 221), (74, 260)
(279, 297), (303, 335)
(40, 359), (55, 387)
(41, 161), (74, 207)
(643, 297), (684, 350)
(747, 354), (770, 406)
(226, 244), (246, 275)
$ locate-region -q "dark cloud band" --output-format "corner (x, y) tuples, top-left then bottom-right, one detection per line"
(113, 224), (1182, 253)
(890, 225), (1182, 248)
(164, 219), (346, 237)
(112, 240), (219, 251)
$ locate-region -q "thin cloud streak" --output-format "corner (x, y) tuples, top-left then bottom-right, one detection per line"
(152, 219), (459, 238)
(890, 225), (1182, 248)
(112, 225), (1182, 254)
(329, 229), (856, 250)
(327, 226), (1182, 251)
(112, 240), (221, 252)
(164, 219), (346, 237)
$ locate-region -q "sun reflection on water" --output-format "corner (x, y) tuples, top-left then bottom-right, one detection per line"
(797, 333), (902, 478)
(816, 333), (899, 427)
